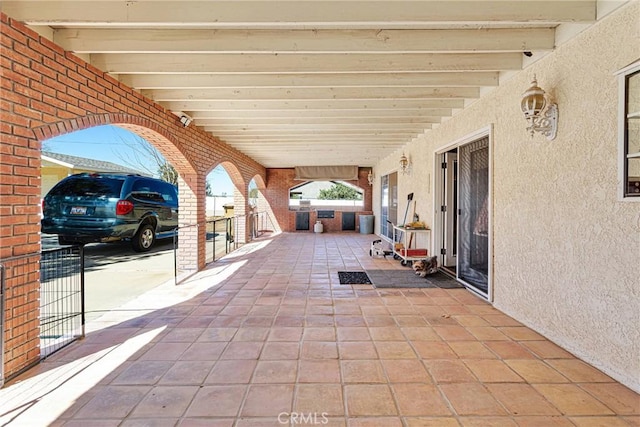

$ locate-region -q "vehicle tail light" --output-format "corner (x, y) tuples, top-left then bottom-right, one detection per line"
(116, 200), (134, 215)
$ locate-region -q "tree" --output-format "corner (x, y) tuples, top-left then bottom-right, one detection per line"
(206, 181), (213, 197)
(318, 182), (362, 200)
(158, 162), (179, 185)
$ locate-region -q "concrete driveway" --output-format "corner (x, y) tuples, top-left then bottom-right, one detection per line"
(42, 235), (176, 323)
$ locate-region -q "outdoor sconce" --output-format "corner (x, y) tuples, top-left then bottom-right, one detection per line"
(521, 75), (558, 140)
(400, 153), (411, 174)
(179, 113), (193, 127)
(367, 169), (374, 186)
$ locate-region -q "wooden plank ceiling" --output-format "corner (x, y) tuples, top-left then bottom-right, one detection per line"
(4, 1), (597, 168)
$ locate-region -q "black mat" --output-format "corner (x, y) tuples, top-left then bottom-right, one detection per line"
(338, 271), (372, 285)
(366, 270), (462, 289)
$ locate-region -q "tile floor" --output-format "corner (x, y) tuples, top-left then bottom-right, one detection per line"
(1, 232), (638, 426)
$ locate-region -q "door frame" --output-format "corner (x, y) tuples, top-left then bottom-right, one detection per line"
(432, 125), (494, 301)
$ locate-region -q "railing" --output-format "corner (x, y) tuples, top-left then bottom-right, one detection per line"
(206, 217), (235, 263)
(0, 262), (5, 387)
(40, 246), (85, 358)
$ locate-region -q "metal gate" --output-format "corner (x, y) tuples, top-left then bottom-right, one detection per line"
(40, 246), (85, 358)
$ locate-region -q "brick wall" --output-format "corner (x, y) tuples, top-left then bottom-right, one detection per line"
(265, 168), (373, 233)
(0, 13), (268, 380)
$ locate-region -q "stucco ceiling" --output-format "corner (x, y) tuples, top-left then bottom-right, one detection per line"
(3, 1), (602, 168)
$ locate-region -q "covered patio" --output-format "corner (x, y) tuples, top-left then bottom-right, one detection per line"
(1, 232), (637, 426)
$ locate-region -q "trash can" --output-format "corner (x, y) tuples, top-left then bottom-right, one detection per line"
(359, 215), (374, 234)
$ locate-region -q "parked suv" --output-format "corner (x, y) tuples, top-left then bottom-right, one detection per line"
(42, 173), (178, 252)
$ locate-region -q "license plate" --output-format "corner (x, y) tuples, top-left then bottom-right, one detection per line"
(69, 206), (87, 215)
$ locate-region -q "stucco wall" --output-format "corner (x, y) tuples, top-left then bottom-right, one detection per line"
(374, 2), (640, 391)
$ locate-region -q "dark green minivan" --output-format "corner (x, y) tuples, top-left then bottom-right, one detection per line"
(42, 173), (178, 252)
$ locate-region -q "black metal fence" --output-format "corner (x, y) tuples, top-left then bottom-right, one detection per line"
(40, 246), (85, 358)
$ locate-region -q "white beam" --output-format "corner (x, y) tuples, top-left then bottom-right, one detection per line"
(161, 99), (465, 110)
(187, 109), (453, 119)
(120, 72), (500, 89)
(53, 28), (555, 53)
(91, 53), (522, 74)
(144, 87), (480, 101)
(4, 1), (597, 27)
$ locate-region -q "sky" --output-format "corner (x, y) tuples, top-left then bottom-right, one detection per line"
(43, 125), (236, 196)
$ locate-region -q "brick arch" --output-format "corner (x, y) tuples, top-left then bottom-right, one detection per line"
(35, 114), (198, 178)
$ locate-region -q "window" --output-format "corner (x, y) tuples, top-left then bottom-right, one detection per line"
(619, 61), (640, 198)
(288, 181), (364, 210)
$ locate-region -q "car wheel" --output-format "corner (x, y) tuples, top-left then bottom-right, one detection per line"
(132, 223), (155, 252)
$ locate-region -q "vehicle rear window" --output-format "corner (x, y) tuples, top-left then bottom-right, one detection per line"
(48, 176), (125, 198)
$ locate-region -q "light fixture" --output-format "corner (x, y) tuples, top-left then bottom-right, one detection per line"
(399, 153), (411, 174)
(367, 169), (374, 186)
(521, 75), (558, 140)
(179, 113), (193, 127)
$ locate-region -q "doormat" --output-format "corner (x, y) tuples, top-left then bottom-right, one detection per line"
(338, 271), (372, 285)
(366, 270), (462, 289)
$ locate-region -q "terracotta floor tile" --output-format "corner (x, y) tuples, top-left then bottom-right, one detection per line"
(521, 341), (575, 358)
(513, 416), (577, 426)
(205, 360), (257, 384)
(294, 383), (344, 414)
(403, 418), (460, 427)
(433, 326), (477, 341)
(426, 360), (477, 383)
(448, 341), (497, 359)
(453, 315), (491, 327)
(382, 359), (432, 383)
(338, 341), (379, 359)
(112, 361), (173, 385)
(295, 327), (331, 341)
(499, 327), (546, 341)
(440, 383), (508, 416)
(260, 342), (300, 360)
(546, 359), (614, 383)
(458, 417), (519, 426)
(484, 341), (537, 359)
(253, 360), (298, 383)
(465, 326), (510, 341)
(505, 360), (569, 383)
(179, 342), (227, 361)
(394, 315), (429, 327)
(533, 384), (616, 416)
(375, 341), (417, 359)
(347, 417), (403, 427)
(412, 341), (458, 359)
(344, 385), (398, 416)
(159, 361), (214, 384)
(368, 326), (406, 341)
(197, 327), (238, 342)
(220, 341), (263, 360)
(579, 383), (640, 415)
(487, 383), (561, 415)
(337, 327), (372, 341)
(241, 384), (294, 417)
(335, 315), (367, 327)
(482, 314), (523, 327)
(130, 385), (198, 418)
(267, 327), (303, 341)
(400, 326), (441, 341)
(365, 316), (398, 326)
(186, 385), (247, 417)
(301, 341), (339, 359)
(569, 416), (636, 426)
(463, 360), (524, 383)
(341, 360), (386, 383)
(138, 342), (187, 361)
(298, 360), (341, 383)
(74, 386), (150, 419)
(391, 383), (453, 416)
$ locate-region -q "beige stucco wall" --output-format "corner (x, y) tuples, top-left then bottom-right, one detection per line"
(373, 2), (640, 391)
